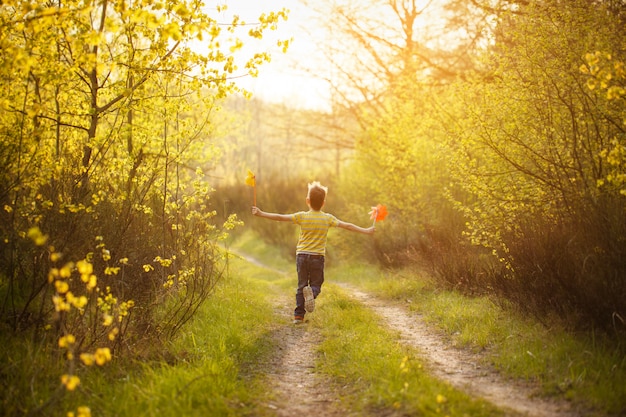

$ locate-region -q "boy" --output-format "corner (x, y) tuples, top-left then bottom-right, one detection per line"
(251, 181), (375, 324)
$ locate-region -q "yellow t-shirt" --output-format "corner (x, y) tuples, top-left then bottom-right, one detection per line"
(292, 211), (339, 255)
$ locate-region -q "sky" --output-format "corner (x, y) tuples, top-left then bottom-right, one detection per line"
(218, 0), (453, 111)
(219, 0), (331, 111)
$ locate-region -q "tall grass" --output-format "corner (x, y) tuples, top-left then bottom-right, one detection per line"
(0, 333), (64, 416)
(31, 255), (284, 417)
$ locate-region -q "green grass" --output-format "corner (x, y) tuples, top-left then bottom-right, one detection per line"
(16, 232), (622, 416)
(312, 284), (502, 416)
(227, 229), (294, 273)
(57, 255), (287, 417)
(0, 332), (65, 416)
(333, 263), (626, 415)
(229, 234), (503, 415)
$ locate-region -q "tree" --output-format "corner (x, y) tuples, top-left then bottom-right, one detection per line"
(301, 0), (490, 119)
(442, 0), (626, 326)
(0, 0), (288, 413)
(293, 0), (490, 265)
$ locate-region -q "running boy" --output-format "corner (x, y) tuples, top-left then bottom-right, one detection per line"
(251, 181), (375, 324)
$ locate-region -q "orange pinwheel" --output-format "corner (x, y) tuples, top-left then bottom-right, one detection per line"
(369, 204), (388, 225)
(245, 169), (256, 205)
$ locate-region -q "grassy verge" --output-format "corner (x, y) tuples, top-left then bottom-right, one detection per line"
(333, 263), (626, 415)
(226, 229), (294, 273)
(311, 283), (503, 416)
(57, 253), (285, 417)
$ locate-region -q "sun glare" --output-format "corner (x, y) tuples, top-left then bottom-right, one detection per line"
(211, 0), (471, 110)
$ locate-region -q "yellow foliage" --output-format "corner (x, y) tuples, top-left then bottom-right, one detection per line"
(102, 314), (113, 326)
(86, 275), (97, 291)
(61, 374), (80, 391)
(79, 353), (95, 366)
(58, 334), (75, 348)
(53, 295), (71, 312)
(76, 260), (93, 275)
(66, 292), (88, 309)
(55, 280), (69, 294)
(27, 227), (48, 246)
(2, 1), (279, 411)
(94, 348), (112, 365)
(108, 327), (119, 341)
(67, 406), (91, 417)
(104, 266), (120, 275)
(80, 347), (111, 366)
(583, 53), (626, 195)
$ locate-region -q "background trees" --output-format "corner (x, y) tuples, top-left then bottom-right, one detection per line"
(235, 0), (626, 330)
(438, 0), (626, 324)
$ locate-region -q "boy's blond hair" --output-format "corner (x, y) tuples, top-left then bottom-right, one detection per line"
(307, 181), (327, 211)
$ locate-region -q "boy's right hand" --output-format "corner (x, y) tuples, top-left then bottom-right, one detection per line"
(251, 206), (261, 216)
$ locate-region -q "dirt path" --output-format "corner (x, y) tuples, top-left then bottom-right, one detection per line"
(258, 289), (355, 417)
(337, 283), (583, 417)
(237, 253), (585, 416)
(233, 253), (351, 416)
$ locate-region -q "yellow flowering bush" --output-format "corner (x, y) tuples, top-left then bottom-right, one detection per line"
(48, 240), (135, 399)
(1, 0), (278, 414)
(67, 406), (91, 417)
(582, 51), (626, 196)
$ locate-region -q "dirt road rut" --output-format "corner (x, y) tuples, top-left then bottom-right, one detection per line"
(339, 283), (582, 417)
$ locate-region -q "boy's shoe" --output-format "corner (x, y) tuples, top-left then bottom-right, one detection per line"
(303, 285), (315, 313)
(293, 316), (304, 324)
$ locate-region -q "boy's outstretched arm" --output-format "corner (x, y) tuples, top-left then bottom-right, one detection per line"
(251, 206), (292, 222)
(337, 220), (376, 235)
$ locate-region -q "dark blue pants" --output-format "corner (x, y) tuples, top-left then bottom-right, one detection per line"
(294, 253), (324, 317)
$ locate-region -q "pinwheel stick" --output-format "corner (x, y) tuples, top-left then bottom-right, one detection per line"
(245, 170), (257, 206)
